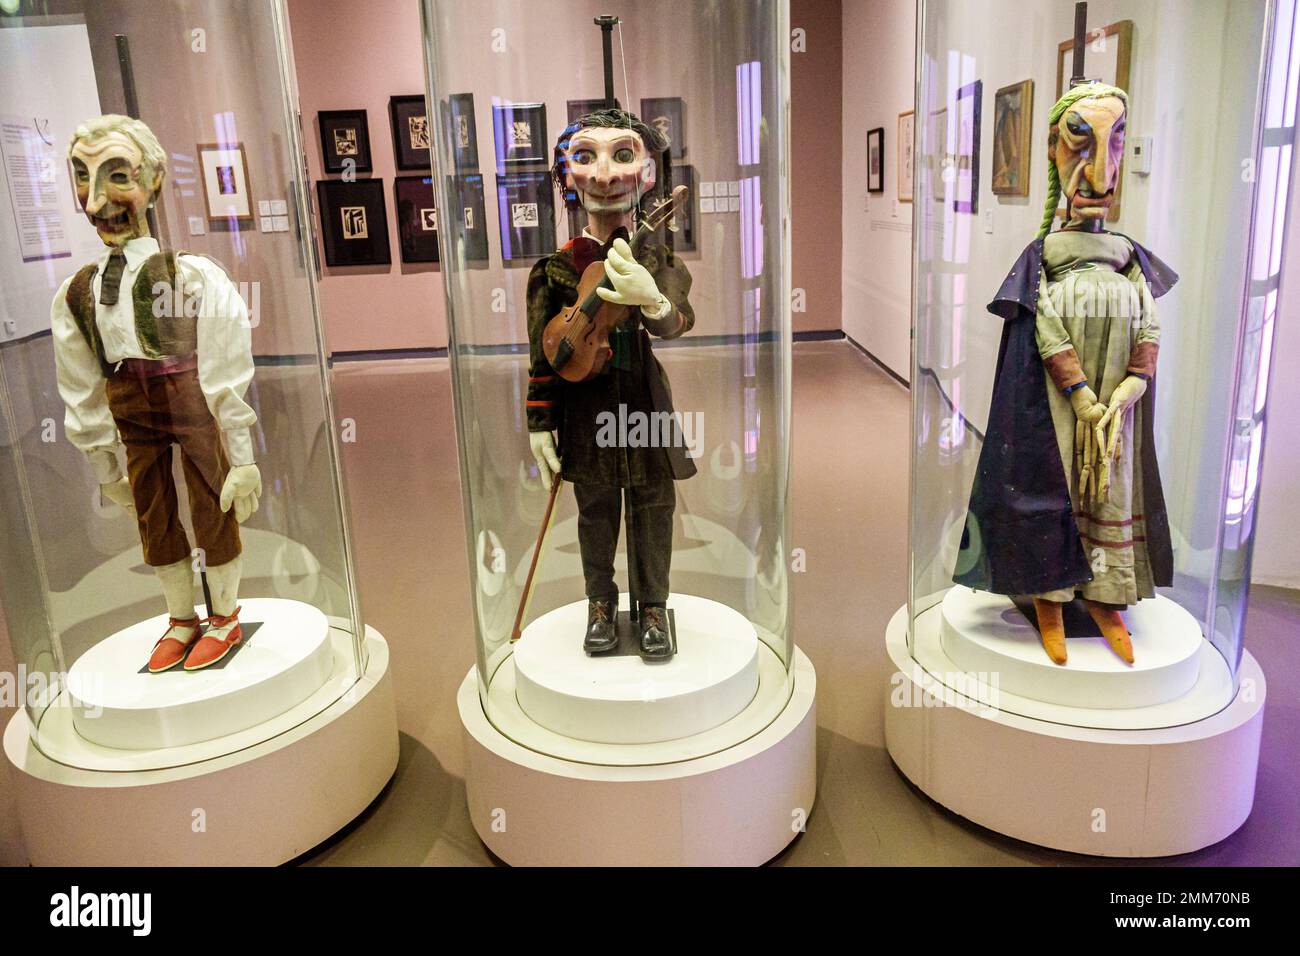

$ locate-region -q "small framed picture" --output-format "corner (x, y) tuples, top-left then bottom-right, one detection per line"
(394, 176), (439, 264)
(867, 127), (885, 193)
(495, 170), (555, 262)
(992, 80), (1033, 197)
(389, 95), (432, 172)
(197, 142), (254, 222)
(954, 80), (982, 215)
(567, 98), (609, 125)
(897, 110), (914, 203)
(640, 96), (685, 159)
(492, 103), (548, 174)
(446, 93), (479, 172)
(447, 173), (489, 262)
(318, 109), (372, 175)
(316, 178), (390, 267)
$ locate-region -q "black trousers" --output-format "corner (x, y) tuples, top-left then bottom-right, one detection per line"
(573, 480), (676, 608)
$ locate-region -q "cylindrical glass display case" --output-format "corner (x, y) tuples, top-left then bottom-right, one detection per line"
(421, 0), (794, 764)
(909, 0), (1291, 725)
(0, 0), (366, 770)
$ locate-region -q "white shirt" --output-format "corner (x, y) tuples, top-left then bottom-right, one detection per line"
(50, 236), (258, 471)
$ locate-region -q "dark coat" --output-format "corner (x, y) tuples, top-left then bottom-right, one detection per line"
(525, 235), (697, 488)
(952, 233), (1178, 596)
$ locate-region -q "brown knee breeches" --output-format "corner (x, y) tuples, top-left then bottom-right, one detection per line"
(105, 366), (241, 568)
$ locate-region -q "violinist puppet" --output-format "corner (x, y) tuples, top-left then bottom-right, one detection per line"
(51, 115), (261, 673)
(954, 83), (1177, 666)
(525, 108), (695, 660)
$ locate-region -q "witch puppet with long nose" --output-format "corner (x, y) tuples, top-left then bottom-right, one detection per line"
(954, 83), (1179, 667)
(52, 114), (262, 673)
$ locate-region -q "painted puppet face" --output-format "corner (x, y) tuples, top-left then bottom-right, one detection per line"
(564, 126), (656, 216)
(70, 131), (154, 246)
(1051, 94), (1126, 223)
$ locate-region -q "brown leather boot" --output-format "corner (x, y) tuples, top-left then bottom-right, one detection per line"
(1085, 600), (1135, 664)
(1033, 598), (1068, 665)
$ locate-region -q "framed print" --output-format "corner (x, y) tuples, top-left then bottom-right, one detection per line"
(640, 96), (686, 159)
(567, 98), (609, 124)
(992, 80), (1033, 196)
(316, 178), (390, 267)
(447, 173), (489, 261)
(668, 164), (697, 252)
(318, 109), (372, 175)
(394, 175), (439, 263)
(447, 93), (479, 172)
(928, 107), (948, 204)
(953, 80), (981, 214)
(897, 110), (914, 202)
(495, 170), (555, 262)
(197, 142), (254, 222)
(1055, 19), (1132, 219)
(492, 103), (548, 173)
(389, 95), (432, 171)
(867, 127), (885, 193)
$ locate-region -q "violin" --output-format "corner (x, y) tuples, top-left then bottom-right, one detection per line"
(542, 184), (689, 383)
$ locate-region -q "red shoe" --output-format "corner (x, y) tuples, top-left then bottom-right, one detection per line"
(183, 607), (244, 671)
(147, 616), (201, 673)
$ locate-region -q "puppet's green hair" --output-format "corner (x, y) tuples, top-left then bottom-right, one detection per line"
(1037, 82), (1129, 237)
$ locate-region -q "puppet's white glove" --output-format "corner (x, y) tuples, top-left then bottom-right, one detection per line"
(596, 238), (661, 309)
(100, 477), (136, 515)
(530, 430), (561, 490)
(219, 464), (262, 524)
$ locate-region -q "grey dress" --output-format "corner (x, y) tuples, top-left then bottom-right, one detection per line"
(1035, 230), (1160, 605)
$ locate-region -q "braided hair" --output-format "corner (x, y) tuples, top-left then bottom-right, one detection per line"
(1037, 82), (1129, 237)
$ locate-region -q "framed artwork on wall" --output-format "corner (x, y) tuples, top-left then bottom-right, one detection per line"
(992, 80), (1033, 197)
(640, 96), (685, 160)
(495, 170), (555, 262)
(394, 175), (439, 264)
(316, 178), (390, 267)
(317, 109), (372, 175)
(953, 80), (981, 214)
(867, 127), (885, 193)
(389, 95), (432, 172)
(492, 103), (548, 173)
(447, 172), (489, 262)
(446, 93), (479, 172)
(897, 110), (914, 202)
(928, 107), (948, 204)
(197, 142), (254, 223)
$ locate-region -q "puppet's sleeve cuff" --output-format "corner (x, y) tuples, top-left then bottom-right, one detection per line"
(1043, 348), (1086, 391)
(1127, 341), (1159, 379)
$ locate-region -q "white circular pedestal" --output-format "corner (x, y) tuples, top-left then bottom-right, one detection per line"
(460, 645), (817, 866)
(940, 587), (1203, 709)
(67, 598), (333, 749)
(514, 594), (759, 744)
(4, 627), (397, 866)
(885, 603), (1265, 857)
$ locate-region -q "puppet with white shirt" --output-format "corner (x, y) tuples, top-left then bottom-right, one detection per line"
(51, 114), (260, 673)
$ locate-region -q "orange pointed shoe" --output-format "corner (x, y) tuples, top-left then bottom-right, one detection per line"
(1085, 601), (1135, 664)
(147, 617), (201, 673)
(1033, 598), (1068, 665)
(183, 607), (243, 671)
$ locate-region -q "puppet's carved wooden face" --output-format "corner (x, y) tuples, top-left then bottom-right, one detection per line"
(70, 130), (154, 246)
(1050, 94), (1126, 224)
(564, 126), (656, 217)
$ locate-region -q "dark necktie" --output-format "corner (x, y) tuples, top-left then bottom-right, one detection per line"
(99, 248), (127, 306)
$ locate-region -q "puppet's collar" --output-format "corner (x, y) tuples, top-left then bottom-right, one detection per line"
(98, 235), (159, 271)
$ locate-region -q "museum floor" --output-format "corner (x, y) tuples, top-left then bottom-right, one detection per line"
(302, 339), (1300, 866)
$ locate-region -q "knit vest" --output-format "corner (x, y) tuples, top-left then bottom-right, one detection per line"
(64, 251), (200, 376)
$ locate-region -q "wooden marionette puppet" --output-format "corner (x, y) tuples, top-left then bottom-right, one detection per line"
(51, 115), (261, 673)
(954, 79), (1178, 666)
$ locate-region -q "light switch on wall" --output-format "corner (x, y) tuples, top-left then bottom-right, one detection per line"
(983, 209), (994, 234)
(3, 319), (16, 337)
(187, 216), (206, 236)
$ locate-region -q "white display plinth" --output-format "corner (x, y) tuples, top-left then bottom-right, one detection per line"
(885, 603), (1265, 857)
(66, 598), (332, 750)
(513, 593), (760, 744)
(940, 587), (1203, 709)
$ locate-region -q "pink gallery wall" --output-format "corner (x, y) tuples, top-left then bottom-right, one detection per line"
(287, 0), (842, 354)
